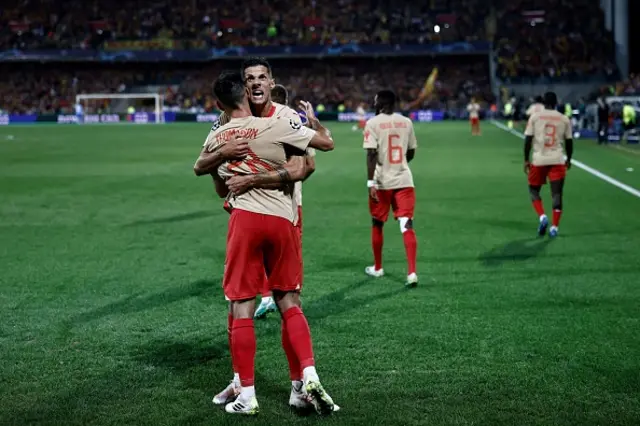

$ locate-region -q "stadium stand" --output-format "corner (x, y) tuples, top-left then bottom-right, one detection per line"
(0, 0), (619, 114)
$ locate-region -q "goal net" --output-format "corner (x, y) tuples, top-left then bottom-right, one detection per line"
(75, 93), (164, 124)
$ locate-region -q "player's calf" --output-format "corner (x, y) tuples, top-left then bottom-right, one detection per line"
(529, 185), (548, 236)
(399, 217), (418, 287)
(550, 179), (564, 237)
(274, 292), (336, 416)
(366, 218), (385, 276)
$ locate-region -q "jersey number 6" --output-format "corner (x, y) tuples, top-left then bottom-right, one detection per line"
(543, 123), (557, 147)
(388, 134), (403, 164)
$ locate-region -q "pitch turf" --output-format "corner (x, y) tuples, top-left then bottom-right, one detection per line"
(1, 122), (639, 426)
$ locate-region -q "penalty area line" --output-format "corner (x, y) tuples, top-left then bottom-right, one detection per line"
(491, 120), (640, 199)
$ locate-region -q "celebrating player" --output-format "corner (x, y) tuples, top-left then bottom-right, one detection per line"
(526, 95), (545, 117)
(203, 70), (335, 416)
(202, 60), (325, 412)
(251, 83), (317, 318)
(467, 98), (481, 136)
(524, 91), (573, 238)
(363, 90), (419, 287)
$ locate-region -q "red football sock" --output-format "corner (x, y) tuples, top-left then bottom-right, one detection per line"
(281, 320), (302, 381)
(371, 226), (383, 270)
(402, 229), (417, 275)
(532, 199), (545, 217)
(552, 209), (562, 227)
(231, 318), (256, 387)
(282, 307), (315, 369)
(227, 313), (236, 372)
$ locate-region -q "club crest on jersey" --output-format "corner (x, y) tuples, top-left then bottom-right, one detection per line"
(289, 118), (302, 130)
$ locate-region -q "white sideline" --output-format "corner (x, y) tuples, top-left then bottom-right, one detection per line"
(491, 120), (640, 199)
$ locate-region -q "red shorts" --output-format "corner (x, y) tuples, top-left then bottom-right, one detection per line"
(296, 205), (303, 236)
(369, 187), (415, 222)
(470, 117), (479, 125)
(223, 209), (302, 301)
(528, 164), (567, 186)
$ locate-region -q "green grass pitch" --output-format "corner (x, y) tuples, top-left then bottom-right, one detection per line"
(1, 122), (639, 425)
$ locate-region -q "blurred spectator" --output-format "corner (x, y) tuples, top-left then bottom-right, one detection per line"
(0, 57), (494, 114)
(494, 0), (618, 83)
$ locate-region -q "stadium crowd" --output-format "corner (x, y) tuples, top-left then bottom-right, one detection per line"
(493, 0), (618, 83)
(0, 0), (620, 114)
(0, 57), (492, 114)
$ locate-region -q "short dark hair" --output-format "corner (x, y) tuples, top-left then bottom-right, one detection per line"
(376, 90), (396, 110)
(214, 71), (246, 109)
(271, 84), (288, 105)
(241, 57), (272, 76)
(543, 92), (558, 108)
(534, 95), (543, 103)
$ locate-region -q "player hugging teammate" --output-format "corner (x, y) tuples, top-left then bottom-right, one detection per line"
(194, 59), (339, 417)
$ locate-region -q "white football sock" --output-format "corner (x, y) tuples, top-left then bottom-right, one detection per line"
(292, 380), (303, 391)
(233, 372), (240, 385)
(239, 385), (255, 400)
(302, 366), (319, 382)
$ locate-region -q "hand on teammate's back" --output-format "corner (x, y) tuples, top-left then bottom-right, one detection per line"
(226, 175), (254, 195)
(220, 135), (250, 160)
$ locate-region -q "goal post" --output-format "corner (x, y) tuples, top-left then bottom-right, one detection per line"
(75, 93), (165, 123)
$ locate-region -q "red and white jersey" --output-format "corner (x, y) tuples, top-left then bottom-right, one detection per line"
(526, 102), (545, 117)
(363, 113), (417, 190)
(214, 102), (314, 211)
(525, 109), (572, 166)
(208, 116), (315, 223)
(467, 103), (480, 119)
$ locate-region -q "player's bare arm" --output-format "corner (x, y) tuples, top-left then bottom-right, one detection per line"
(299, 100), (333, 149)
(524, 135), (533, 174)
(212, 173), (230, 198)
(366, 148), (378, 202)
(406, 149), (415, 162)
(303, 155), (316, 181)
(193, 137), (249, 176)
(226, 156), (306, 195)
(565, 137), (573, 169)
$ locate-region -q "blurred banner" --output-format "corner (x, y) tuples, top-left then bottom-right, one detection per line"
(0, 41), (490, 62)
(1, 111), (446, 124)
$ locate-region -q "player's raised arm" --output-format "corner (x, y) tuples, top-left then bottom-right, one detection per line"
(298, 100), (334, 151)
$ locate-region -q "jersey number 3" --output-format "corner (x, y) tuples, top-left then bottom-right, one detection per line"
(543, 123), (557, 147)
(388, 134), (403, 164)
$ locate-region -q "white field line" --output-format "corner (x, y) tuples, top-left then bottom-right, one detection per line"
(491, 120), (640, 199)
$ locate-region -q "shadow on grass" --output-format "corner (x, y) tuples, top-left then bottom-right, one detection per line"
(71, 279), (223, 324)
(479, 238), (551, 267)
(123, 210), (214, 227)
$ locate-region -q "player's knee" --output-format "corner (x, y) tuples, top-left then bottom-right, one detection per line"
(372, 218), (384, 228)
(399, 217), (413, 233)
(528, 185), (542, 200)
